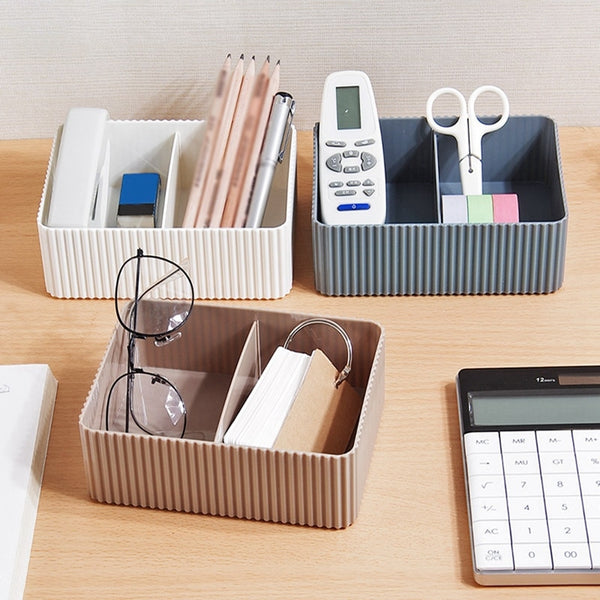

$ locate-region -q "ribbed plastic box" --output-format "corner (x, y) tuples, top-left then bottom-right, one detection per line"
(312, 116), (567, 295)
(37, 116), (296, 299)
(79, 304), (385, 529)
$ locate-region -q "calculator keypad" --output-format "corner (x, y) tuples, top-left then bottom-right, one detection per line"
(464, 430), (600, 574)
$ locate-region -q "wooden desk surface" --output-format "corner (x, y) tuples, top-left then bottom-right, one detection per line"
(1, 128), (600, 599)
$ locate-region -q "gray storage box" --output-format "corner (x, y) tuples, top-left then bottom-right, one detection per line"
(312, 117), (567, 295)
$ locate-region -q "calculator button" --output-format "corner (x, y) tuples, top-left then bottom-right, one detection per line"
(576, 451), (600, 473)
(469, 475), (506, 499)
(587, 519), (600, 542)
(472, 520), (511, 545)
(510, 519), (549, 544)
(591, 543), (600, 568)
(503, 452), (540, 475)
(583, 496), (600, 518)
(539, 452), (578, 474)
(473, 545), (514, 571)
(536, 430), (575, 452)
(507, 496), (547, 520)
(573, 430), (600, 451)
(500, 430), (537, 453)
(579, 473), (600, 496)
(551, 543), (592, 569)
(542, 473), (581, 496)
(545, 496), (584, 520)
(548, 519), (589, 543)
(505, 474), (543, 497)
(512, 543), (553, 570)
(466, 453), (503, 476)
(464, 432), (500, 455)
(470, 497), (509, 522)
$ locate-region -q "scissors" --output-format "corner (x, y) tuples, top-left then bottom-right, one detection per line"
(426, 85), (509, 195)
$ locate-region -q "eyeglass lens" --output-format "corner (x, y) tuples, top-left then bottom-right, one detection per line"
(116, 254), (193, 338)
(106, 371), (186, 437)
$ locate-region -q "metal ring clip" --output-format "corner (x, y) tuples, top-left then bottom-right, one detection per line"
(283, 318), (352, 387)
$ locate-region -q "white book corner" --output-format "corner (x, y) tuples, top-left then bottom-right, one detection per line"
(0, 365), (57, 600)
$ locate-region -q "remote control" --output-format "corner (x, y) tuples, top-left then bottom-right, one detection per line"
(318, 70), (386, 225)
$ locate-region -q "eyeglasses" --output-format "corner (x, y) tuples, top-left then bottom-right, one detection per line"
(104, 249), (194, 438)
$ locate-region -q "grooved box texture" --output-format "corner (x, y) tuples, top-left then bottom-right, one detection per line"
(312, 117), (567, 295)
(38, 118), (296, 299)
(79, 304), (385, 528)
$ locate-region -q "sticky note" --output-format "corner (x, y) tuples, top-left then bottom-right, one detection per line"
(492, 194), (520, 223)
(467, 195), (494, 224)
(442, 195), (468, 223)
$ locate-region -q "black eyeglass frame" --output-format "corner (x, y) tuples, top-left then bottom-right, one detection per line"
(104, 249), (195, 438)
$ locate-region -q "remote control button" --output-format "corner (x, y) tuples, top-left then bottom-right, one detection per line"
(346, 180), (361, 187)
(326, 154), (343, 172)
(334, 189), (357, 197)
(355, 138), (375, 147)
(363, 179), (375, 186)
(343, 150), (359, 158)
(363, 189), (375, 197)
(329, 181), (343, 188)
(343, 165), (360, 174)
(361, 152), (377, 170)
(337, 203), (371, 212)
(325, 140), (346, 147)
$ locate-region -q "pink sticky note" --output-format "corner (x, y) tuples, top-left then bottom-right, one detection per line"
(493, 194), (519, 223)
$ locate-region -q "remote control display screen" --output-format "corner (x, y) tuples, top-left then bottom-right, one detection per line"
(336, 85), (361, 130)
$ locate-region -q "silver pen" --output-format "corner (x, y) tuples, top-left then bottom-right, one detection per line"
(245, 92), (295, 228)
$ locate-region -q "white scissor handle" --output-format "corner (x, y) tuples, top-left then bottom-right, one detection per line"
(467, 85), (510, 164)
(425, 87), (468, 137)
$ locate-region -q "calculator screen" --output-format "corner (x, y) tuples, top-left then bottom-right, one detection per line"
(470, 390), (600, 426)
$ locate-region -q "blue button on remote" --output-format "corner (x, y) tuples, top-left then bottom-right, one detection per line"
(337, 203), (371, 212)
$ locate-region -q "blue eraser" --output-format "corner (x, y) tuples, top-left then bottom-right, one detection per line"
(118, 172), (160, 217)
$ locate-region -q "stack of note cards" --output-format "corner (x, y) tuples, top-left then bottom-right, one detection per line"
(224, 347), (363, 455)
(224, 346), (311, 448)
(0, 364), (57, 600)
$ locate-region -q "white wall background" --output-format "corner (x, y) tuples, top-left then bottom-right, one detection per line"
(2, 0), (599, 139)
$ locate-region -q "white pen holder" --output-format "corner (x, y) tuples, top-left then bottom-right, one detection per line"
(37, 110), (297, 299)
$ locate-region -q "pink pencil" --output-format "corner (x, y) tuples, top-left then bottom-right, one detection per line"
(194, 54), (245, 227)
(220, 56), (272, 228)
(182, 54), (231, 228)
(208, 56), (256, 227)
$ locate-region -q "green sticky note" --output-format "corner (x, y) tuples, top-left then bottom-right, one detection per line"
(467, 195), (494, 223)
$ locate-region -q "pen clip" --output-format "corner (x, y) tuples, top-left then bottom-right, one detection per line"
(277, 98), (295, 163)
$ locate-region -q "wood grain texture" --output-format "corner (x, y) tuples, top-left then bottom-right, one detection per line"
(1, 127), (600, 597)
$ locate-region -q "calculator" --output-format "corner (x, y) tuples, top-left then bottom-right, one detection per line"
(456, 366), (600, 585)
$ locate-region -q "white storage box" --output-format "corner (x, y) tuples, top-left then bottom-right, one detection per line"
(37, 112), (296, 299)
